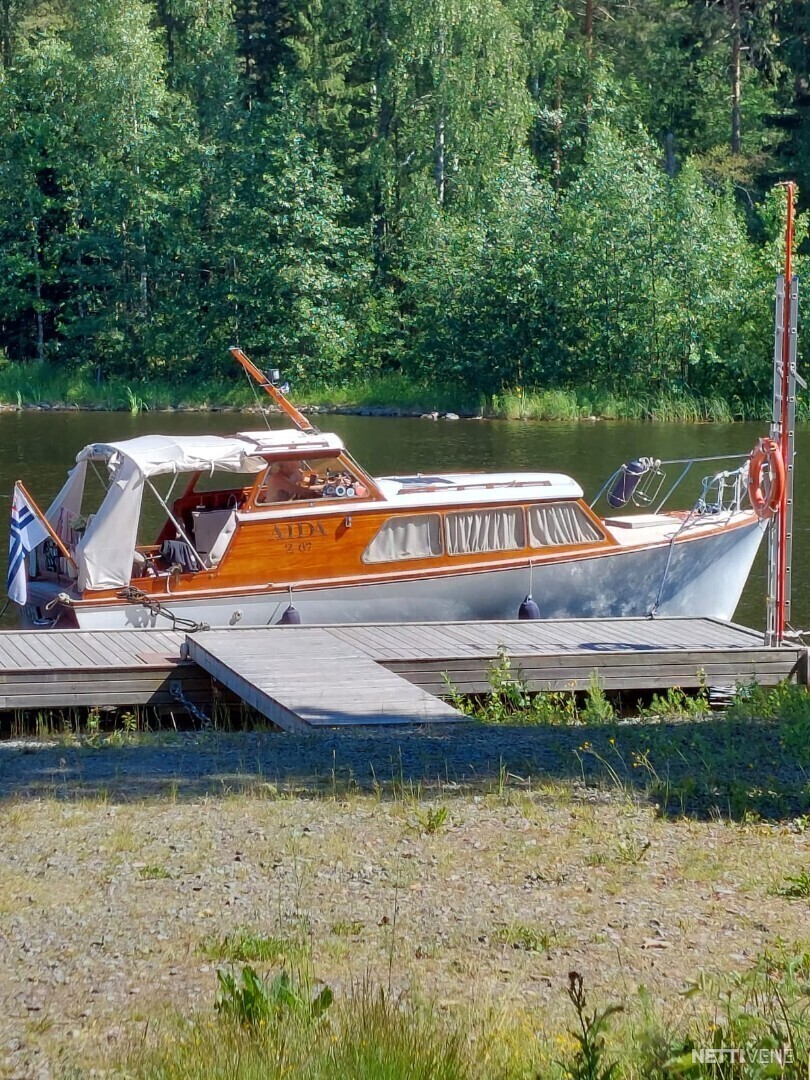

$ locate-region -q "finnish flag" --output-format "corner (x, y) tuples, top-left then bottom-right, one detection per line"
(8, 483), (49, 606)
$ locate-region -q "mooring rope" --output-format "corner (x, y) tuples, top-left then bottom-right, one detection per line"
(116, 587), (210, 633)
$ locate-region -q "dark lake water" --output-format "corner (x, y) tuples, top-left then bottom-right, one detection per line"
(2, 410), (804, 631)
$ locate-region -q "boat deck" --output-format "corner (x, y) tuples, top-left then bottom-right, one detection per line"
(0, 618), (803, 728)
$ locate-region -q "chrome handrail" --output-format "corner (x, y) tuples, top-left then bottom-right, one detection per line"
(590, 452), (749, 512)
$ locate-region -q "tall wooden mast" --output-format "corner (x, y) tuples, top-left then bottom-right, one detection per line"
(766, 183), (801, 645)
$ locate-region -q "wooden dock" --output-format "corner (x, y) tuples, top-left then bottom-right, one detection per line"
(0, 617), (804, 730)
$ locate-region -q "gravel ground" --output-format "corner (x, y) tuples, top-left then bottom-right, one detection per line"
(0, 725), (808, 1078)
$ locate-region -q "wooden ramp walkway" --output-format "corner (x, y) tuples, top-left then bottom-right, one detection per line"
(184, 630), (463, 730)
(0, 617), (803, 729)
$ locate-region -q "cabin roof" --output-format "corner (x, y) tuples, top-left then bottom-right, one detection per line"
(375, 472), (583, 504)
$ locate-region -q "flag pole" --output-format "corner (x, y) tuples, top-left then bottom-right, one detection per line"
(14, 480), (78, 570)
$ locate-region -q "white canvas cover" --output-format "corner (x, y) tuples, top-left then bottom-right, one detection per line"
(29, 460), (90, 578)
(46, 460), (88, 532)
(70, 435), (269, 591)
(76, 434), (267, 478)
(75, 456), (144, 591)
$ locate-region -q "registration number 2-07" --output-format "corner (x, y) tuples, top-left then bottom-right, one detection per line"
(285, 541), (312, 553)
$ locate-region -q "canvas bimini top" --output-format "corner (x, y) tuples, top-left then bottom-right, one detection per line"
(75, 430), (347, 478)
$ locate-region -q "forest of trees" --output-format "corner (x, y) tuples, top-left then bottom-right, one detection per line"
(0, 0), (809, 405)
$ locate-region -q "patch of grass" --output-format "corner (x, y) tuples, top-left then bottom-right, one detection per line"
(0, 360), (783, 420)
(138, 864), (171, 880)
(773, 871), (810, 899)
(491, 922), (561, 953)
(330, 919), (364, 937)
(491, 388), (583, 421)
(201, 931), (304, 965)
(216, 966), (333, 1028)
(414, 805), (449, 835)
(489, 386), (770, 422)
(123, 955), (810, 1079)
(125, 981), (470, 1080)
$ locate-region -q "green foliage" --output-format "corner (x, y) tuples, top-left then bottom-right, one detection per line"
(0, 0), (808, 407)
(639, 684), (711, 721)
(215, 967), (333, 1028)
(727, 682), (810, 765)
(491, 922), (559, 953)
(559, 971), (622, 1080)
(415, 805), (449, 835)
(137, 978), (469, 1079)
(452, 651), (614, 725)
(203, 932), (303, 965)
(664, 952), (810, 1079)
(773, 871), (810, 900)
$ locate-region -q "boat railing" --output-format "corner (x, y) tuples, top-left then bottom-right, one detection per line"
(396, 478), (554, 495)
(590, 452), (750, 516)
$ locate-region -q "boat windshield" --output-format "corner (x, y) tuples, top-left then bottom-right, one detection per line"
(255, 456), (371, 504)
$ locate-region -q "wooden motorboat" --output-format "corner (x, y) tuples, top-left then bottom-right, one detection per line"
(12, 350), (774, 631)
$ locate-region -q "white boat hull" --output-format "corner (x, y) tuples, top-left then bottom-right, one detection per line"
(51, 516), (766, 631)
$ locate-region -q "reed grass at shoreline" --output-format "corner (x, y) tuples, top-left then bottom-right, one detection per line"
(0, 362), (795, 422)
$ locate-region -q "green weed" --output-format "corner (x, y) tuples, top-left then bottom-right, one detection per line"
(581, 675), (616, 724)
(639, 684), (710, 720)
(330, 920), (364, 937)
(773, 871), (810, 899)
(415, 805), (449, 835)
(201, 931), (303, 965)
(138, 864), (171, 880)
(559, 970), (622, 1080)
(491, 923), (560, 953)
(215, 967), (333, 1029)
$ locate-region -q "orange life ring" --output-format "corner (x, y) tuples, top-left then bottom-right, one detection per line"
(747, 437), (785, 519)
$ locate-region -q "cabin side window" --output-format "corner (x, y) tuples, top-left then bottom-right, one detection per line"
(363, 515), (443, 563)
(445, 508), (525, 555)
(527, 502), (604, 547)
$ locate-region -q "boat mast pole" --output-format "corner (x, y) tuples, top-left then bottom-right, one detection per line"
(229, 346), (318, 435)
(777, 184), (795, 643)
(769, 182), (799, 645)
